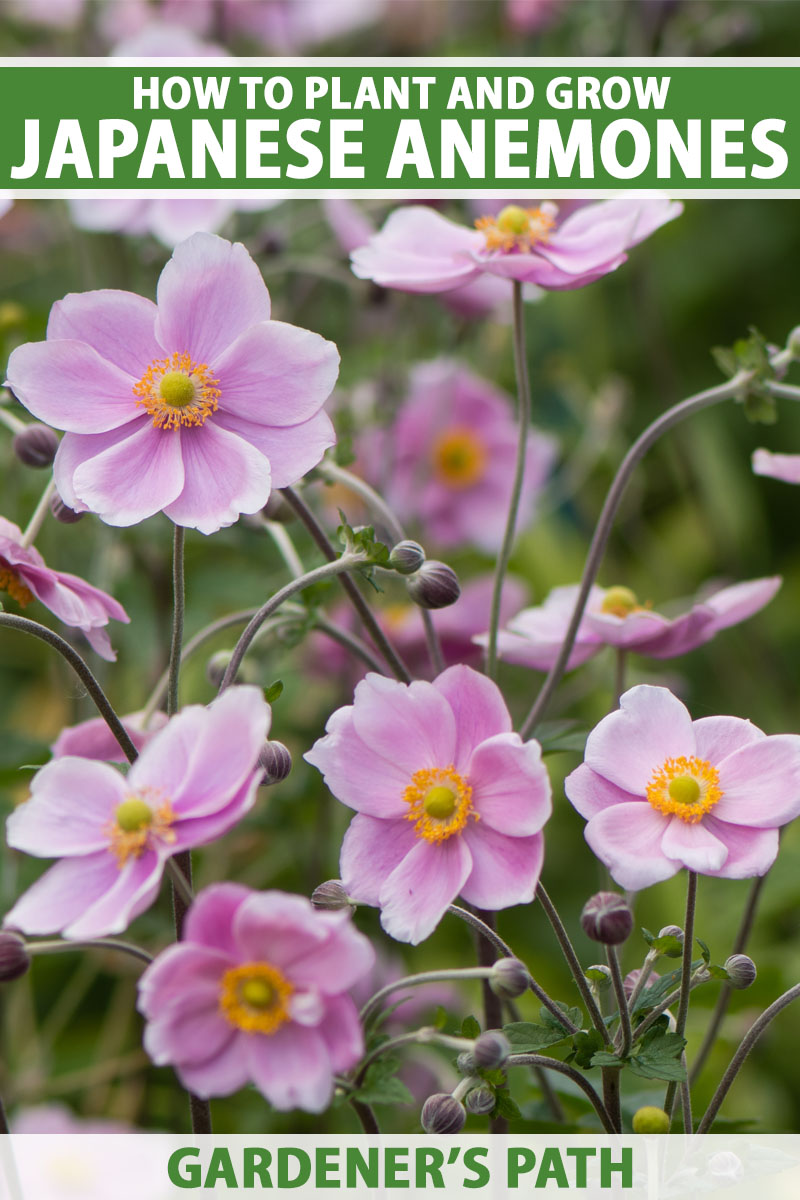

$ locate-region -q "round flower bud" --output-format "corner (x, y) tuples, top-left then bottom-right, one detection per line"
(456, 1051), (476, 1076)
(724, 954), (757, 990)
(310, 880), (353, 912)
(489, 957), (529, 1000)
(585, 964), (613, 989)
(0, 932), (30, 982)
(388, 540), (425, 575)
(12, 423), (59, 469)
(658, 924), (684, 944)
(465, 1086), (496, 1116)
(421, 1093), (466, 1135)
(258, 740), (292, 786)
(406, 561), (461, 610)
(50, 494), (85, 524)
(580, 892), (634, 946)
(473, 1031), (511, 1070)
(631, 1106), (670, 1134)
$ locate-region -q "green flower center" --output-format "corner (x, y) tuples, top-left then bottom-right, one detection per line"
(667, 776), (701, 807)
(240, 978), (276, 1009)
(496, 205), (530, 236)
(601, 585), (640, 618)
(159, 371), (197, 408)
(423, 785), (458, 820)
(114, 797), (153, 833)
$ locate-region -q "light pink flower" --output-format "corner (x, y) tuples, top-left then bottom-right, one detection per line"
(51, 710), (168, 763)
(7, 233), (339, 534)
(138, 884), (374, 1109)
(565, 684), (800, 890)
(157, 0), (384, 51)
(0, 516), (128, 660)
(110, 19), (227, 55)
(4, 687), (269, 939)
(487, 576), (782, 671)
(67, 197), (280, 249)
(752, 447), (800, 485)
(305, 665), (552, 944)
(365, 359), (556, 551)
(351, 200), (681, 293)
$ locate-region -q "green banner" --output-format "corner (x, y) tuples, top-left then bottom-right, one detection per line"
(0, 60), (796, 192)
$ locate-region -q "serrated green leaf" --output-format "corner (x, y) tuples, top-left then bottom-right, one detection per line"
(589, 1051), (624, 1069)
(352, 1056), (414, 1107)
(627, 1030), (686, 1082)
(634, 961), (704, 1014)
(503, 1021), (571, 1053)
(540, 1003), (582, 1032)
(707, 964), (730, 981)
(652, 934), (683, 959)
(493, 1088), (521, 1121)
(573, 1029), (606, 1069)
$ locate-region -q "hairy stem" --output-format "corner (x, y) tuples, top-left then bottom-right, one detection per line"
(664, 871), (697, 1124)
(508, 1054), (615, 1133)
(360, 968), (494, 1028)
(20, 477), (57, 549)
(536, 884), (609, 1043)
(608, 946), (632, 1057)
(27, 938), (153, 967)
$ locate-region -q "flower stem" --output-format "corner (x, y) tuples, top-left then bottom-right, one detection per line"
(612, 648), (627, 710)
(507, 1054), (615, 1133)
(601, 1067), (622, 1133)
(536, 884), (610, 1043)
(27, 937), (153, 966)
(20, 476), (57, 549)
(0, 613), (137, 762)
(664, 870), (697, 1126)
(280, 486), (412, 682)
(447, 905), (515, 958)
(359, 967), (494, 1028)
(486, 280), (530, 681)
(696, 981), (800, 1133)
(626, 948), (658, 1016)
(608, 946), (632, 1057)
(167, 524), (185, 718)
(519, 370), (753, 738)
(349, 1098), (380, 1133)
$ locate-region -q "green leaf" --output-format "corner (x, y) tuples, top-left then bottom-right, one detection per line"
(707, 964), (730, 981)
(461, 1015), (481, 1040)
(352, 1057), (414, 1107)
(263, 679), (284, 704)
(641, 927), (656, 947)
(573, 1029), (608, 1069)
(540, 1002), (582, 1032)
(589, 1051), (624, 1069)
(627, 1030), (687, 1082)
(503, 1021), (572, 1053)
(652, 933), (683, 959)
(492, 1088), (521, 1121)
(697, 938), (711, 965)
(634, 961), (704, 1014)
(535, 720), (588, 755)
(433, 1005), (449, 1031)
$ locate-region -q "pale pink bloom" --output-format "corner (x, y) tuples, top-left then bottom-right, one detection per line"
(565, 684), (800, 890)
(110, 19), (227, 55)
(305, 665), (552, 944)
(487, 576), (782, 671)
(68, 197), (280, 250)
(0, 516), (128, 660)
(138, 884), (374, 1108)
(3, 0), (84, 28)
(51, 710), (168, 763)
(351, 200), (681, 293)
(365, 359), (556, 551)
(7, 233), (338, 534)
(752, 447), (800, 485)
(157, 0), (384, 50)
(13, 1104), (132, 1134)
(4, 687), (269, 939)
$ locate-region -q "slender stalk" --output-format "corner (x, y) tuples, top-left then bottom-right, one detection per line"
(696, 981), (800, 1133)
(167, 524), (185, 718)
(280, 486), (412, 682)
(312, 614), (389, 675)
(470, 908), (507, 1133)
(508, 1054), (615, 1133)
(626, 948), (658, 1017)
(486, 280), (531, 680)
(602, 1067), (622, 1133)
(505, 997), (566, 1122)
(262, 517), (305, 577)
(20, 477), (57, 549)
(447, 904), (515, 958)
(608, 946), (632, 1057)
(630, 971), (709, 1042)
(165, 858), (194, 909)
(536, 884), (610, 1043)
(349, 1098), (380, 1133)
(678, 1057), (692, 1135)
(27, 938), (153, 967)
(360, 967), (493, 1027)
(690, 872), (767, 1084)
(664, 871), (697, 1122)
(0, 613), (137, 762)
(0, 401), (27, 436)
(520, 370), (752, 738)
(612, 648), (627, 709)
(217, 553), (366, 692)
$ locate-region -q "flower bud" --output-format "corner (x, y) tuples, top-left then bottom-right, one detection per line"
(0, 932), (30, 982)
(658, 925), (684, 944)
(624, 967), (659, 999)
(489, 957), (529, 1000)
(473, 1031), (510, 1070)
(406, 561), (461, 610)
(580, 892), (633, 946)
(456, 1050), (476, 1076)
(724, 954), (757, 990)
(310, 880), (353, 912)
(50, 494), (85, 524)
(585, 964), (613, 989)
(631, 1105), (670, 1134)
(388, 540), (425, 575)
(12, 423), (59, 469)
(421, 1093), (466, 1135)
(465, 1086), (495, 1116)
(258, 740), (292, 786)
(205, 651), (259, 688)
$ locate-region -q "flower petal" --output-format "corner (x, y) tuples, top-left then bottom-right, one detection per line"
(431, 665), (511, 769)
(71, 421), (185, 526)
(660, 815), (728, 874)
(460, 826), (544, 909)
(752, 448), (800, 484)
(183, 883), (253, 956)
(64, 850), (164, 938)
(378, 836), (472, 944)
(7, 758), (127, 857)
(7, 340), (140, 433)
(163, 422), (270, 535)
(316, 994), (364, 1073)
(467, 733), (551, 835)
(713, 735), (800, 827)
(565, 762), (642, 820)
(340, 813), (419, 905)
(701, 818), (780, 878)
(692, 715), (765, 765)
(138, 942), (233, 1014)
(584, 685), (696, 796)
(246, 1024), (333, 1112)
(174, 1035), (251, 1099)
(4, 852), (121, 936)
(47, 289), (160, 377)
(350, 674), (457, 775)
(351, 207), (483, 293)
(584, 802), (678, 890)
(305, 706), (411, 818)
(213, 409), (336, 489)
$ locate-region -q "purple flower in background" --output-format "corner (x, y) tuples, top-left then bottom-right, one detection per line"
(752, 447), (800, 485)
(4, 687), (269, 939)
(305, 665), (551, 944)
(51, 710), (168, 763)
(486, 577), (782, 671)
(0, 516), (128, 660)
(138, 884), (374, 1108)
(366, 359), (556, 551)
(351, 200), (681, 293)
(565, 685), (800, 889)
(7, 233), (339, 534)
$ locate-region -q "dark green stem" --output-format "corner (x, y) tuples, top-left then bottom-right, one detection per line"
(665, 870), (697, 1125)
(536, 884), (609, 1043)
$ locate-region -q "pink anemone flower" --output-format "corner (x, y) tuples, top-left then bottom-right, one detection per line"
(51, 710), (168, 763)
(485, 576), (782, 672)
(351, 199), (681, 293)
(565, 684), (800, 890)
(0, 516), (128, 660)
(752, 447), (800, 485)
(6, 233), (339, 535)
(138, 884), (374, 1109)
(4, 687), (269, 939)
(305, 665), (552, 944)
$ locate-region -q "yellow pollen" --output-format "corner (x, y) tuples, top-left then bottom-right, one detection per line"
(475, 204), (557, 253)
(106, 788), (176, 868)
(433, 427), (487, 489)
(646, 756), (723, 824)
(404, 765), (477, 843)
(0, 566), (34, 608)
(600, 586), (641, 619)
(133, 351), (220, 430)
(219, 962), (294, 1034)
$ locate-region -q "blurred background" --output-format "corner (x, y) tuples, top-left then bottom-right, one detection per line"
(1, 0), (800, 1138)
